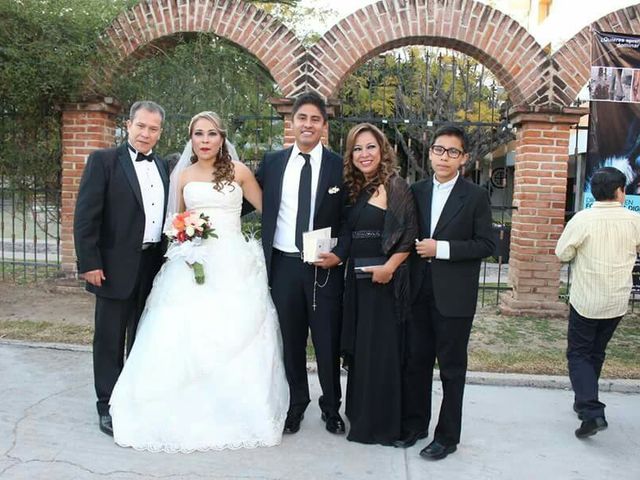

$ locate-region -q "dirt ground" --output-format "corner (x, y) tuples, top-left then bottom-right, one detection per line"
(0, 281), (522, 336)
(1, 281), (638, 377)
(0, 281), (94, 326)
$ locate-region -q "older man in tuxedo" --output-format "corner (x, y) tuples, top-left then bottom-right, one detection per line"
(74, 100), (169, 436)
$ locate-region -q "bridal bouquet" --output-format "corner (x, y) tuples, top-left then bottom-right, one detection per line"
(164, 211), (217, 284)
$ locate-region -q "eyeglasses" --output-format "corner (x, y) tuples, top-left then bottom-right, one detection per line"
(430, 145), (464, 159)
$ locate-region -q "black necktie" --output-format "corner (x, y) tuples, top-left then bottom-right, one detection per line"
(295, 153), (312, 252)
(128, 144), (153, 162)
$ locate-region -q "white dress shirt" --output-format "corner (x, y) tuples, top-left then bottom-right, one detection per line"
(430, 173), (459, 260)
(273, 142), (323, 253)
(128, 146), (164, 243)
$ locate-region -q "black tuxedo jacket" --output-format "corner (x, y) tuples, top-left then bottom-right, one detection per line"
(73, 143), (169, 299)
(256, 146), (350, 283)
(410, 176), (495, 318)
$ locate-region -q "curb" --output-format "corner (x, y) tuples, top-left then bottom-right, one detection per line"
(0, 338), (91, 352)
(464, 371), (640, 394)
(3, 339), (639, 394)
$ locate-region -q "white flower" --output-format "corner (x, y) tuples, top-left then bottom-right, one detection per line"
(185, 225), (195, 237)
(163, 225), (178, 238)
(328, 186), (340, 194)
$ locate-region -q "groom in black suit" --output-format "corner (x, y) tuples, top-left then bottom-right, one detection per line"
(74, 101), (169, 436)
(395, 125), (494, 459)
(257, 91), (349, 434)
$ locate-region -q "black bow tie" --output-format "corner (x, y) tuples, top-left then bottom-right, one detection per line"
(128, 144), (153, 162)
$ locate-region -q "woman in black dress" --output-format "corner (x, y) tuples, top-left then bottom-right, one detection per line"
(341, 123), (418, 445)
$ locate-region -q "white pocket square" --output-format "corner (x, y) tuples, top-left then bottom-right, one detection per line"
(328, 186), (340, 194)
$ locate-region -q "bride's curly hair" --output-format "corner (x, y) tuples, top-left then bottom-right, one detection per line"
(343, 123), (398, 203)
(188, 111), (235, 192)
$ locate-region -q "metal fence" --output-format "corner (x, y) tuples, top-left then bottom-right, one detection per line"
(0, 108), (62, 283)
(0, 174), (61, 282)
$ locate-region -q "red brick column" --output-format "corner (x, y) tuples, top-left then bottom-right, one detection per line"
(271, 98), (295, 147)
(499, 107), (587, 317)
(60, 100), (121, 275)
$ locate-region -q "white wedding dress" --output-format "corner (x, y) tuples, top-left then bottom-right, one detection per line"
(109, 181), (289, 453)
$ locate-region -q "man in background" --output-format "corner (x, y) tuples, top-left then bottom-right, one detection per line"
(556, 167), (640, 438)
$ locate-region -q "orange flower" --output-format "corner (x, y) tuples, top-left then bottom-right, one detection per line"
(172, 212), (187, 231)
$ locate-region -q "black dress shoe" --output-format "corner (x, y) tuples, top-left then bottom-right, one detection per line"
(283, 412), (304, 434)
(99, 414), (113, 437)
(321, 411), (345, 434)
(575, 417), (608, 439)
(419, 440), (457, 460)
(393, 430), (428, 448)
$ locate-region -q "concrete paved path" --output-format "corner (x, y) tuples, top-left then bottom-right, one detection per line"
(1, 342), (639, 480)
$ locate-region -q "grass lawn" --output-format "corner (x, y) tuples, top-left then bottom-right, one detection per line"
(0, 319), (93, 345)
(0, 262), (61, 284)
(2, 304), (638, 379)
(468, 307), (640, 378)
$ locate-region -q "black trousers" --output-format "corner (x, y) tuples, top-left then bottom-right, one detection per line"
(567, 305), (621, 421)
(270, 250), (342, 416)
(93, 246), (163, 415)
(401, 265), (473, 446)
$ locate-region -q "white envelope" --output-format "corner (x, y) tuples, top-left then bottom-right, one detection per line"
(303, 227), (337, 263)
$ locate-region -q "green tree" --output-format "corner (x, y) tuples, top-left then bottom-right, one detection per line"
(0, 0), (135, 115)
(110, 33), (283, 163)
(339, 48), (506, 123)
(0, 0), (301, 179)
(0, 0), (136, 184)
(334, 47), (513, 179)
(259, 2), (336, 46)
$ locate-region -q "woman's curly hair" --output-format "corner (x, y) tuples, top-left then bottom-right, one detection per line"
(188, 111), (235, 192)
(343, 123), (398, 203)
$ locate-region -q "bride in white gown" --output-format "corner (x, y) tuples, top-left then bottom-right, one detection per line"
(109, 111), (289, 452)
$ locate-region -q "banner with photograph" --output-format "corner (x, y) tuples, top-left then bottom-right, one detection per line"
(586, 31), (640, 293)
(585, 31), (640, 212)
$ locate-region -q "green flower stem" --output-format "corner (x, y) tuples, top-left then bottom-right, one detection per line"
(192, 262), (205, 285)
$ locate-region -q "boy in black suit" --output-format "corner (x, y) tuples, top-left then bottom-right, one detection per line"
(395, 125), (494, 459)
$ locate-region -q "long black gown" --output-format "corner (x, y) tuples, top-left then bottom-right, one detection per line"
(345, 202), (402, 446)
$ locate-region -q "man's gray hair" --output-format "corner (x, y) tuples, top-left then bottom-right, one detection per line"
(129, 101), (165, 123)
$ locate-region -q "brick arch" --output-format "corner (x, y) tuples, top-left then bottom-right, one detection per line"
(310, 0), (549, 107)
(553, 4), (640, 104)
(62, 0), (623, 318)
(87, 0), (305, 97)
